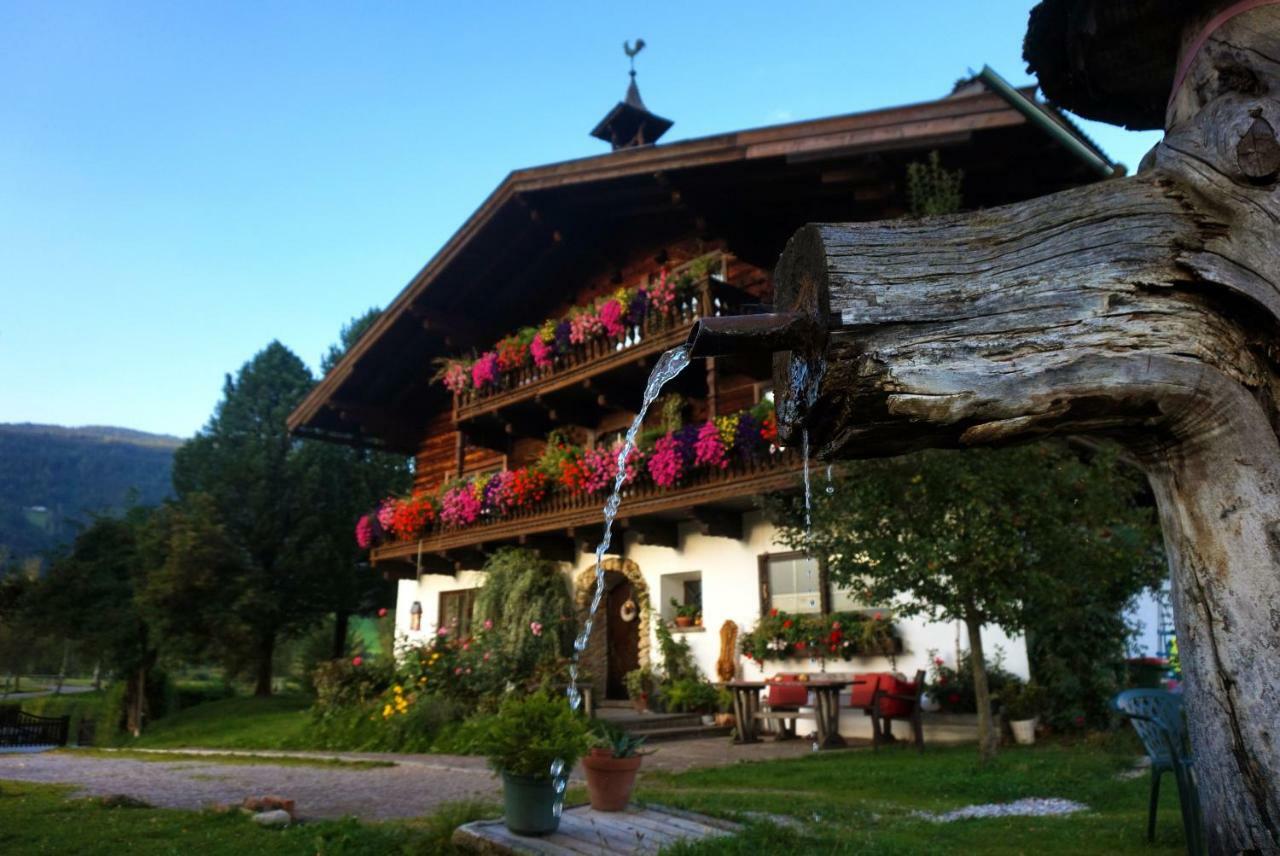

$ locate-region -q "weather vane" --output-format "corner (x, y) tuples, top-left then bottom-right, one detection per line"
(623, 39), (646, 77)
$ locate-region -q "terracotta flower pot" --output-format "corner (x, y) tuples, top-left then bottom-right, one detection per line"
(674, 616), (693, 628)
(631, 693), (649, 713)
(582, 751), (643, 811)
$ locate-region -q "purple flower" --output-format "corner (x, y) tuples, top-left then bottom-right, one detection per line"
(673, 424), (700, 465)
(554, 319), (572, 353)
(627, 290), (648, 325)
(734, 413), (764, 460)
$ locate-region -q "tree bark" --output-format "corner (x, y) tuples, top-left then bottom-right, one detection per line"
(253, 632), (275, 697)
(964, 612), (998, 762)
(771, 10), (1280, 852)
(331, 610), (350, 661)
(125, 666), (146, 737)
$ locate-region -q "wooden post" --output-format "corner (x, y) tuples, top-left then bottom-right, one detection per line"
(772, 8), (1280, 851)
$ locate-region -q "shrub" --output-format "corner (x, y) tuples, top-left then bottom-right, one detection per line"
(925, 648), (1020, 714)
(312, 658), (394, 714)
(1003, 682), (1049, 721)
(661, 679), (720, 714)
(654, 621), (701, 683)
(471, 549), (576, 677)
(478, 690), (588, 779)
(624, 668), (655, 701)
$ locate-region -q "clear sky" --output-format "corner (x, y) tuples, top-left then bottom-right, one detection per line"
(1, 1), (1163, 438)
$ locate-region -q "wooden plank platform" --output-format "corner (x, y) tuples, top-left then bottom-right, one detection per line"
(452, 803), (739, 855)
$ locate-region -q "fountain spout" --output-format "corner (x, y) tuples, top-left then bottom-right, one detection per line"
(685, 312), (820, 358)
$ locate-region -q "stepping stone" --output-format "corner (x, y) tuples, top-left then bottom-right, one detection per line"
(453, 803), (738, 854)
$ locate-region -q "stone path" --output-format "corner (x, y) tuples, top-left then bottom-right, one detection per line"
(0, 737), (831, 820)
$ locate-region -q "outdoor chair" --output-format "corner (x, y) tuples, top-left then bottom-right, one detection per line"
(759, 674), (810, 740)
(870, 670), (925, 752)
(1112, 688), (1206, 854)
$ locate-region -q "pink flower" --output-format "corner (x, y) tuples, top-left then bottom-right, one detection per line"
(569, 309), (603, 344)
(483, 652), (491, 661)
(873, 611), (883, 621)
(440, 484), (482, 527)
(598, 298), (626, 338)
(351, 656), (363, 667)
(377, 608), (388, 618)
(530, 621), (543, 636)
(354, 515), (374, 549)
(455, 667), (463, 675)
(442, 361), (471, 394)
(693, 421), (729, 469)
(934, 657), (945, 666)
(437, 627), (450, 637)
(530, 335), (555, 369)
(647, 433), (685, 487)
(471, 352), (499, 388)
(831, 621), (841, 630)
(483, 619), (493, 631)
(376, 499), (396, 530)
(462, 641), (471, 651)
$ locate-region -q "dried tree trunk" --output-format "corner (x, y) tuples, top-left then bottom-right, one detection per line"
(773, 10), (1280, 852)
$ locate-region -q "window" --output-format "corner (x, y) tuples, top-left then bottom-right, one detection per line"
(759, 552), (824, 614)
(659, 571), (702, 624)
(438, 588), (478, 636)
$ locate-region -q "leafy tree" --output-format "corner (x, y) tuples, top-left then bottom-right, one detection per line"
(171, 342), (318, 695)
(773, 442), (1161, 760)
(23, 510), (159, 732)
(294, 310), (410, 659)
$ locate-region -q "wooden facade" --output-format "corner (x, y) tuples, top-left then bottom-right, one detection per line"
(289, 71), (1120, 576)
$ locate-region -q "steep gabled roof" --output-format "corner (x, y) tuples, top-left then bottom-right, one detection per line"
(289, 69), (1116, 452)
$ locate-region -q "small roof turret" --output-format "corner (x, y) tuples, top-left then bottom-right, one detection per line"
(590, 39), (674, 149)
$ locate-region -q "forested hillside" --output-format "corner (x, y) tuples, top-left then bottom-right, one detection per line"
(0, 423), (181, 570)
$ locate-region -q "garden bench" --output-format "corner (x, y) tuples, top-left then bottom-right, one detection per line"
(845, 671), (925, 751)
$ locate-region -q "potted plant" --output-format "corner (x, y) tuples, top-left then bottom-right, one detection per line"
(625, 668), (654, 713)
(1002, 682), (1047, 746)
(714, 687), (735, 727)
(663, 678), (720, 724)
(670, 598), (699, 628)
(479, 690), (588, 836)
(582, 731), (650, 811)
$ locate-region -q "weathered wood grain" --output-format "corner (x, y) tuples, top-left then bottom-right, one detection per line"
(773, 9), (1280, 853)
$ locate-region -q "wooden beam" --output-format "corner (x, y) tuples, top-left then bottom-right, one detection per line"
(518, 533), (576, 564)
(625, 517), (680, 549)
(691, 508), (744, 541)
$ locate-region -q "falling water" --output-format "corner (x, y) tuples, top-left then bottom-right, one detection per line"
(802, 428), (812, 534)
(549, 343), (692, 815)
(825, 464), (834, 495)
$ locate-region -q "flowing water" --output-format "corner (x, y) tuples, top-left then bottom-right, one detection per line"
(549, 343), (692, 814)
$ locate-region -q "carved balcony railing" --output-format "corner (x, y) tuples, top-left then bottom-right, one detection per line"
(452, 272), (747, 434)
(371, 446), (803, 572)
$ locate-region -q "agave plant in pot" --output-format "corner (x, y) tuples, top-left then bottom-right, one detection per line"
(479, 690), (589, 836)
(582, 730), (650, 811)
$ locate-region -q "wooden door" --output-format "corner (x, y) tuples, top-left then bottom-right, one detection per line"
(606, 581), (640, 699)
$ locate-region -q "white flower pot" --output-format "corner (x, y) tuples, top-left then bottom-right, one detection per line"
(1010, 718), (1037, 745)
(701, 714), (716, 726)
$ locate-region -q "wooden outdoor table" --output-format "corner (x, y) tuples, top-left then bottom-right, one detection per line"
(727, 679), (850, 748)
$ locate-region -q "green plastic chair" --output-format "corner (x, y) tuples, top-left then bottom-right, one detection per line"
(1112, 688), (1206, 855)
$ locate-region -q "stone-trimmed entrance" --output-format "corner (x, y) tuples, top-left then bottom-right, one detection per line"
(574, 558), (651, 700)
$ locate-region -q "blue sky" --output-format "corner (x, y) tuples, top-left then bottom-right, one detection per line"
(1, 1), (1163, 438)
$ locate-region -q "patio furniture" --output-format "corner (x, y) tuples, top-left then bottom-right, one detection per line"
(727, 679), (850, 749)
(870, 670), (925, 752)
(760, 673), (808, 740)
(1112, 688), (1205, 854)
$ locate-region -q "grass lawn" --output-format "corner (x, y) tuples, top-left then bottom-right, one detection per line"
(0, 781), (494, 856)
(640, 738), (1186, 855)
(120, 695), (315, 750)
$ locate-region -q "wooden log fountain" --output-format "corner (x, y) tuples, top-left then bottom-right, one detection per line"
(758, 4), (1280, 852)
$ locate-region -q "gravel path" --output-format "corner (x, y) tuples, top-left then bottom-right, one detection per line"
(0, 737), (828, 821)
(0, 751), (501, 820)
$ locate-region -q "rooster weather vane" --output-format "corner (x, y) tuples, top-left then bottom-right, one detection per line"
(624, 39), (645, 76)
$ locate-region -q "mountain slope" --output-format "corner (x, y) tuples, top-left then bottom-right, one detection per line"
(0, 423), (182, 569)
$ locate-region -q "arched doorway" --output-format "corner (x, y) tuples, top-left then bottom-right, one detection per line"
(574, 559), (651, 700)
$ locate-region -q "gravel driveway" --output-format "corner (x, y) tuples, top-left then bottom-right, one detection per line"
(0, 751), (501, 820)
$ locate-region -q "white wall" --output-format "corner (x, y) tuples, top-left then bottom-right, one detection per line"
(393, 512), (1030, 692)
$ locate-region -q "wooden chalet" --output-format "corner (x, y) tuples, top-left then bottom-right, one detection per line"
(289, 65), (1116, 709)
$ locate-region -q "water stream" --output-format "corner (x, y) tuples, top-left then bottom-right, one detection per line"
(549, 343), (692, 814)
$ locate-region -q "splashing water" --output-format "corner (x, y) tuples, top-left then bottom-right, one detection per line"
(825, 463), (834, 495)
(802, 428), (812, 536)
(550, 343), (692, 811)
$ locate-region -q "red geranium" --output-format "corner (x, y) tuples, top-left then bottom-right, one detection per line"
(390, 496), (436, 540)
(760, 410), (778, 444)
(782, 619), (793, 629)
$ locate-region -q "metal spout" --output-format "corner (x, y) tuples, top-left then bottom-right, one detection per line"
(685, 312), (818, 358)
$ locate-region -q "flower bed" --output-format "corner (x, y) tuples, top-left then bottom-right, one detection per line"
(355, 400), (779, 549)
(433, 255), (721, 397)
(740, 609), (899, 664)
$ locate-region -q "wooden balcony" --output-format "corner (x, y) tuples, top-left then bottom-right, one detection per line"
(372, 447), (804, 576)
(452, 274), (750, 448)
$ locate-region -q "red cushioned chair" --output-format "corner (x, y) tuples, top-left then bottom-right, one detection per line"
(764, 674), (809, 740)
(870, 670), (926, 752)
